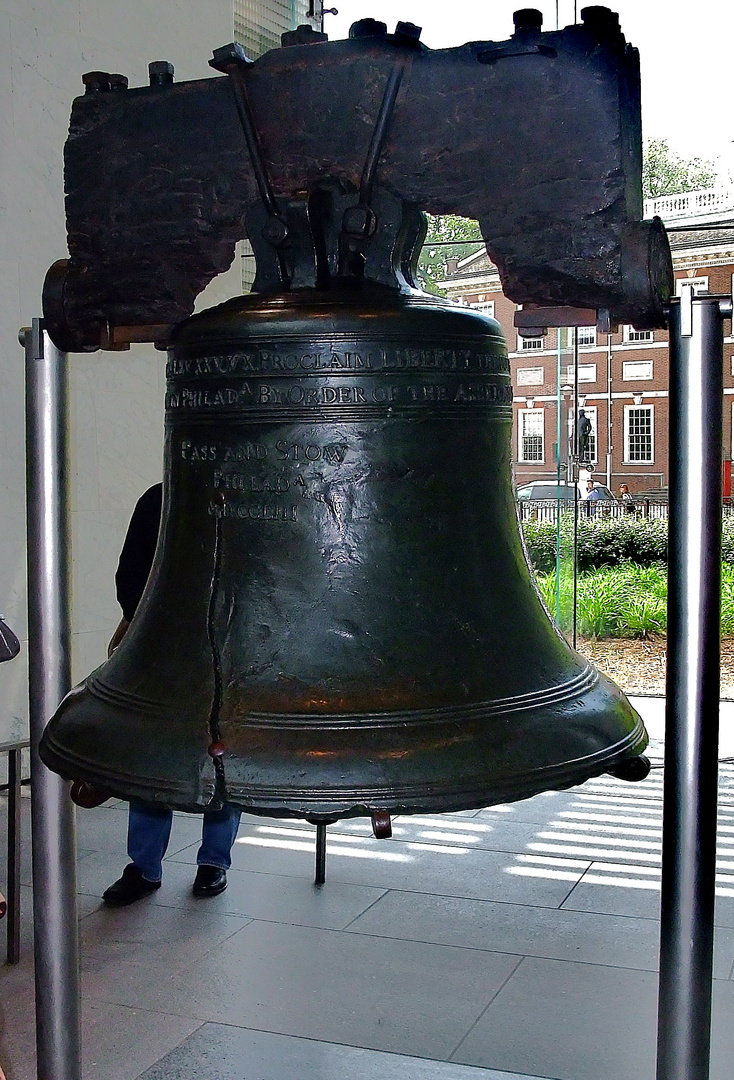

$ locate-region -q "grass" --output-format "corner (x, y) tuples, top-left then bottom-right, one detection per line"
(533, 562), (672, 640)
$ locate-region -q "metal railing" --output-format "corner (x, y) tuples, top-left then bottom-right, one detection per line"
(517, 499), (669, 524)
(644, 186), (734, 225)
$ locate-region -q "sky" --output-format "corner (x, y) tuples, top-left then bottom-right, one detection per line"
(326, 1), (734, 184)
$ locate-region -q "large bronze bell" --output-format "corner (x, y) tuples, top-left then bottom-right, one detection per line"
(41, 283), (647, 818)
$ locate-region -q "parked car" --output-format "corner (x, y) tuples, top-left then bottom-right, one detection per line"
(516, 480), (617, 502)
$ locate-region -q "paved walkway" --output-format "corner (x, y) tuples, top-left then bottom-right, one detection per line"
(1, 696), (734, 1080)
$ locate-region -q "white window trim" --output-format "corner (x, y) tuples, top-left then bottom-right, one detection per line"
(567, 326), (597, 348)
(676, 276), (709, 296)
(518, 408), (545, 464)
(623, 404), (654, 465)
(623, 326), (654, 344)
(470, 300), (496, 317)
(622, 359), (654, 381)
(565, 363), (597, 384)
(516, 366), (544, 386)
(517, 334), (544, 352)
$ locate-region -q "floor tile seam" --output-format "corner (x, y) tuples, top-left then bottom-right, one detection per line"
(446, 955), (526, 1062)
(339, 887), (391, 930)
(130, 1021), (209, 1080)
(553, 865), (592, 910)
(92, 915), (259, 976)
(81, 904), (255, 933)
(336, 924), (678, 974)
(345, 884), (663, 926)
(131, 901), (254, 924)
(131, 1017), (541, 1076)
(155, 864), (586, 904)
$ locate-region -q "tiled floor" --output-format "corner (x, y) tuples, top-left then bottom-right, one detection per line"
(2, 696), (734, 1080)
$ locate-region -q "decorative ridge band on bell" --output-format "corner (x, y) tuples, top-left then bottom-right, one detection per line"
(41, 286), (647, 818)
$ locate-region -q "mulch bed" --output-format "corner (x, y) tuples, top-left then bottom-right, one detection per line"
(577, 635), (734, 699)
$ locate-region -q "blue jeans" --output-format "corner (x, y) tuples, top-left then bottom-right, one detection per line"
(128, 800), (242, 883)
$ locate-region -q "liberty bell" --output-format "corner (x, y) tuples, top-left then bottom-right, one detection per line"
(40, 12), (671, 821)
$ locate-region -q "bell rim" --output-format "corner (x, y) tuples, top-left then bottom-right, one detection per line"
(40, 712), (648, 817)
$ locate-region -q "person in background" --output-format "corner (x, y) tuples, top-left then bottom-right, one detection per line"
(584, 478), (601, 516)
(102, 483), (242, 908)
(619, 483), (636, 515)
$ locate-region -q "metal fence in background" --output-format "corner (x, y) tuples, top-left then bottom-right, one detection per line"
(517, 499), (670, 524)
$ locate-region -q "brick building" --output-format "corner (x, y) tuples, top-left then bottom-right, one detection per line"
(439, 188), (734, 495)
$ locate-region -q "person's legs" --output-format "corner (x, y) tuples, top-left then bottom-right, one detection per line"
(127, 800), (174, 882)
(103, 801), (173, 906)
(197, 805), (241, 870)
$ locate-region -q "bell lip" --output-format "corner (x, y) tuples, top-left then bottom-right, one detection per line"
(217, 713), (649, 817)
(39, 701), (648, 818)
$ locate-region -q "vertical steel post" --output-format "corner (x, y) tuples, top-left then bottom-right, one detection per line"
(657, 293), (728, 1080)
(22, 320), (81, 1080)
(315, 822), (327, 886)
(7, 746), (23, 964)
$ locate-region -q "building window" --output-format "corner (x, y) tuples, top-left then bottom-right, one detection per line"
(623, 326), (654, 344)
(518, 335), (544, 351)
(567, 326), (597, 347)
(519, 409), (545, 462)
(471, 300), (496, 317)
(622, 360), (653, 381)
(676, 277), (709, 295)
(517, 366), (544, 386)
(577, 406), (598, 464)
(565, 364), (597, 384)
(624, 405), (654, 463)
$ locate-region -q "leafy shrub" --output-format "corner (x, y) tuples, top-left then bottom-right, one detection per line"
(522, 514), (668, 572)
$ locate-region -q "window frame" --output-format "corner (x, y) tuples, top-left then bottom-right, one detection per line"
(470, 299), (496, 318)
(578, 405), (598, 465)
(518, 408), (545, 464)
(577, 325), (597, 347)
(517, 334), (544, 352)
(624, 404), (654, 464)
(622, 359), (654, 381)
(676, 277), (709, 296)
(516, 366), (544, 387)
(623, 326), (654, 344)
(565, 363), (597, 384)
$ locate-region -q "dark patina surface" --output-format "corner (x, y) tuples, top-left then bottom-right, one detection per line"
(41, 288), (646, 815)
(40, 9), (658, 817)
(46, 8), (671, 351)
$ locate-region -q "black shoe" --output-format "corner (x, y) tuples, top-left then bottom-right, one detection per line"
(192, 865), (228, 898)
(102, 864), (161, 907)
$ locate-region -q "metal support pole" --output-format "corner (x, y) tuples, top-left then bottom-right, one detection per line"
(315, 822), (327, 886)
(656, 292), (730, 1080)
(22, 320), (81, 1080)
(7, 746), (23, 964)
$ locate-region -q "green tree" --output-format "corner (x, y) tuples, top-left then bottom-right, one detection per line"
(416, 214), (483, 297)
(642, 138), (717, 200)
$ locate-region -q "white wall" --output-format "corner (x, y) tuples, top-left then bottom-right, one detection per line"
(0, 1), (240, 742)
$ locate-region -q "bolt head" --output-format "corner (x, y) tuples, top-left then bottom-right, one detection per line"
(148, 61), (174, 85)
(394, 21), (422, 41)
(349, 18), (387, 39)
(281, 24), (328, 46)
(262, 217), (289, 247)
